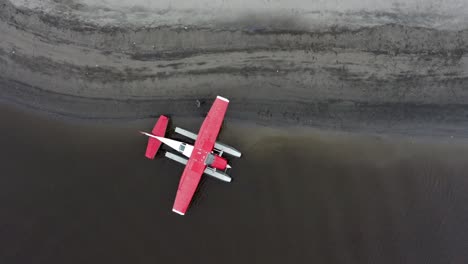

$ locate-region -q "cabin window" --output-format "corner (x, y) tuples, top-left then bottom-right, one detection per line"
(179, 143), (186, 152)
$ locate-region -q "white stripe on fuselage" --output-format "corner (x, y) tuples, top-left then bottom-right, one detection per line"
(140, 132), (194, 158)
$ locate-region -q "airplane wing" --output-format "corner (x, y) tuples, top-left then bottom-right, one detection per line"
(194, 96), (230, 151)
(172, 155), (206, 215)
(171, 96), (230, 215)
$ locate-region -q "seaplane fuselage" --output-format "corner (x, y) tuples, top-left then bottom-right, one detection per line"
(140, 132), (230, 170)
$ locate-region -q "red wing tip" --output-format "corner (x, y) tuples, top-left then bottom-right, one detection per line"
(216, 96), (229, 102)
(172, 209), (185, 215)
(144, 154), (155, 159)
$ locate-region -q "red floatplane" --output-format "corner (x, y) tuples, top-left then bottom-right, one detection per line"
(140, 96), (241, 215)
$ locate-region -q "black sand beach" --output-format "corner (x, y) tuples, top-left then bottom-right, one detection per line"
(2, 0), (468, 263)
(2, 0), (468, 136)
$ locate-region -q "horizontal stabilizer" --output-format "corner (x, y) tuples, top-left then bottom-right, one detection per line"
(144, 115), (169, 159)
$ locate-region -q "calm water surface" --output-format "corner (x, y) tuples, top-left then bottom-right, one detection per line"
(1, 104), (468, 263)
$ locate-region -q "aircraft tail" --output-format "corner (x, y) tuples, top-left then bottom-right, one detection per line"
(144, 115), (169, 159)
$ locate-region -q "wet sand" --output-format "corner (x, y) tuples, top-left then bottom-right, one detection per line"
(2, 0), (468, 137)
(2, 104), (468, 263)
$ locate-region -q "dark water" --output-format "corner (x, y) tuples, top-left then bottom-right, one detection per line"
(2, 104), (468, 264)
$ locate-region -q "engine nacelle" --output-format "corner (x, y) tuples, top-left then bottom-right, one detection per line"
(205, 153), (229, 170)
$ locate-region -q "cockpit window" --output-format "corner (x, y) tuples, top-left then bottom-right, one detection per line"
(205, 153), (215, 165)
(179, 143), (186, 152)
